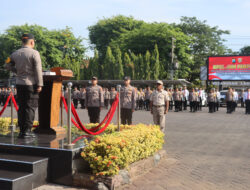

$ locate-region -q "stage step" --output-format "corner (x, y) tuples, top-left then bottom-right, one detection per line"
(0, 153), (49, 190)
(0, 169), (33, 190)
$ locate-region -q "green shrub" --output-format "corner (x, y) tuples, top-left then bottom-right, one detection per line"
(81, 124), (164, 176)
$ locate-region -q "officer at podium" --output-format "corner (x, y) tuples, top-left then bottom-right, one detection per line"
(5, 33), (43, 138)
(85, 76), (104, 123)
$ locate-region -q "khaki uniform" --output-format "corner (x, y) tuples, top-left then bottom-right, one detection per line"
(6, 46), (43, 135)
(189, 92), (198, 112)
(72, 90), (80, 108)
(150, 90), (169, 132)
(173, 91), (181, 112)
(85, 85), (104, 123)
(145, 90), (152, 111)
(79, 90), (86, 109)
(110, 90), (117, 106)
(104, 91), (110, 109)
(207, 92), (216, 113)
(120, 85), (136, 125)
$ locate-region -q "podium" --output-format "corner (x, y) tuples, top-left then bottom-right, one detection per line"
(34, 67), (73, 136)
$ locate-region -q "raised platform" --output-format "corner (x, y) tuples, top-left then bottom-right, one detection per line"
(0, 133), (90, 190)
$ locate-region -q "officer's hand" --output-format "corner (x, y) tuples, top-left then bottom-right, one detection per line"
(164, 110), (168, 115)
(37, 86), (42, 93)
(132, 109), (135, 112)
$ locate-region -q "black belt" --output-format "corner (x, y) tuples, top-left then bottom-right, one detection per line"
(153, 105), (165, 107)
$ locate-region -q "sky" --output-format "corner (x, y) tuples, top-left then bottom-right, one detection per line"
(1, 0), (250, 56)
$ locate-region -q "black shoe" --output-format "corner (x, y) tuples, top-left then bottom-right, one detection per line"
(26, 132), (36, 138)
(18, 132), (32, 139)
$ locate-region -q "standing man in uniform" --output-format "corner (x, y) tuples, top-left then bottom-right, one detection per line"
(244, 88), (250, 114)
(104, 88), (110, 109)
(150, 80), (169, 132)
(173, 88), (181, 112)
(189, 88), (197, 112)
(145, 86), (152, 111)
(226, 87), (234, 114)
(85, 77), (104, 123)
(5, 33), (43, 138)
(207, 88), (215, 113)
(120, 76), (136, 125)
(182, 86), (189, 110)
(79, 87), (86, 109)
(110, 87), (117, 106)
(72, 87), (80, 109)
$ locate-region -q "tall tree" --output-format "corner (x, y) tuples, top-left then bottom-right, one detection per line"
(0, 24), (86, 79)
(177, 16), (230, 81)
(113, 47), (124, 79)
(151, 44), (160, 80)
(144, 51), (151, 80)
(240, 46), (250, 55)
(103, 46), (115, 79)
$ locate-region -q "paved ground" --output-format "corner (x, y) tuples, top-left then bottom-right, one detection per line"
(2, 105), (250, 190)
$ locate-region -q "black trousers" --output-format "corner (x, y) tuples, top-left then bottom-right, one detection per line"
(16, 85), (38, 134)
(226, 101), (233, 113)
(183, 98), (187, 110)
(104, 99), (109, 109)
(87, 107), (100, 123)
(245, 100), (250, 114)
(208, 102), (215, 113)
(80, 99), (85, 109)
(241, 98), (244, 108)
(73, 99), (78, 108)
(198, 98), (202, 111)
(145, 99), (150, 111)
(190, 101), (196, 112)
(110, 99), (114, 106)
(121, 108), (133, 125)
(175, 101), (180, 112)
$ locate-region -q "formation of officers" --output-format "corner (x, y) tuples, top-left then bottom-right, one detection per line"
(0, 87), (17, 106)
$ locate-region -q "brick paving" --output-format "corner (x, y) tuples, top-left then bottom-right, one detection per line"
(2, 106), (250, 190)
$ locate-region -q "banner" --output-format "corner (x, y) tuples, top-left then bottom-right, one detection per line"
(208, 56), (250, 81)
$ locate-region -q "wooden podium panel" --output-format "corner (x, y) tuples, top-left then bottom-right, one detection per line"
(34, 68), (73, 136)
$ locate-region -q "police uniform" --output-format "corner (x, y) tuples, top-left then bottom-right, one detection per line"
(110, 89), (117, 106)
(226, 90), (234, 114)
(244, 90), (250, 114)
(189, 90), (198, 112)
(104, 89), (110, 109)
(145, 89), (152, 111)
(85, 81), (104, 123)
(150, 81), (169, 132)
(72, 88), (80, 108)
(173, 89), (181, 112)
(79, 88), (86, 109)
(6, 33), (43, 138)
(207, 91), (216, 113)
(120, 78), (136, 125)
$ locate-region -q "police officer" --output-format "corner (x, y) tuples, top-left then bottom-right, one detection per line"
(244, 88), (250, 114)
(173, 88), (181, 112)
(189, 88), (197, 112)
(85, 76), (104, 123)
(207, 88), (215, 113)
(182, 86), (189, 110)
(72, 87), (80, 109)
(5, 33), (43, 138)
(79, 87), (86, 109)
(120, 76), (136, 125)
(150, 80), (169, 132)
(104, 88), (110, 109)
(226, 87), (234, 114)
(145, 86), (152, 111)
(110, 87), (117, 106)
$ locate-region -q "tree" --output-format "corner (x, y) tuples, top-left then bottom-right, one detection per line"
(124, 52), (134, 79)
(144, 51), (151, 80)
(151, 44), (160, 80)
(0, 24), (86, 79)
(240, 46), (250, 55)
(113, 47), (124, 79)
(87, 49), (100, 79)
(88, 15), (144, 58)
(177, 16), (230, 81)
(103, 46), (115, 79)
